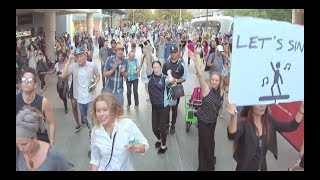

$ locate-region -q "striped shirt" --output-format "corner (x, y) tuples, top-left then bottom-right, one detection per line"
(104, 56), (128, 93)
(197, 89), (222, 124)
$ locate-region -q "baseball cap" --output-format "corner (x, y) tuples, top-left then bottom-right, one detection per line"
(170, 46), (179, 53)
(115, 43), (124, 50)
(217, 45), (224, 52)
(75, 47), (85, 55)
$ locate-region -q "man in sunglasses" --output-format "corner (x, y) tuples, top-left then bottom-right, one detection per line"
(16, 67), (56, 147)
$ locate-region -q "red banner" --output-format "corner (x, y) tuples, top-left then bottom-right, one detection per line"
(269, 102), (304, 151)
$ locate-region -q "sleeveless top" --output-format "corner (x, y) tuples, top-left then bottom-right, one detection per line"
(16, 93), (50, 143)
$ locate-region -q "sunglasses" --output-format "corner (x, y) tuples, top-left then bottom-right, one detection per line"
(21, 77), (34, 84)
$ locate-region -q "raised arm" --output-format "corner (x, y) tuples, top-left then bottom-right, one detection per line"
(270, 61), (275, 72)
(59, 54), (74, 79)
(188, 49), (210, 97)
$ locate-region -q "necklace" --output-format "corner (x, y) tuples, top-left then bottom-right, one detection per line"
(26, 141), (40, 169)
(23, 93), (35, 105)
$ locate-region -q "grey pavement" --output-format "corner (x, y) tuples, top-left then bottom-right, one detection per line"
(36, 35), (300, 171)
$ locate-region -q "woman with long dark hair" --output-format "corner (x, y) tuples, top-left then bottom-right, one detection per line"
(225, 102), (304, 171)
(148, 61), (175, 154)
(42, 51), (69, 113)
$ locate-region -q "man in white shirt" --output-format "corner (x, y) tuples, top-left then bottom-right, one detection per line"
(60, 47), (100, 157)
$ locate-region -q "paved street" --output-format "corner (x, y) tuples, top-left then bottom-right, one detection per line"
(36, 37), (300, 171)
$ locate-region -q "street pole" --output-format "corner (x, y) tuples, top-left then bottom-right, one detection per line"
(133, 10), (135, 25)
(179, 9), (182, 27)
(206, 9), (208, 32)
(171, 16), (172, 31)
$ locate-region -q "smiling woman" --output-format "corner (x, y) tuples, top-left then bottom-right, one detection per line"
(89, 93), (149, 171)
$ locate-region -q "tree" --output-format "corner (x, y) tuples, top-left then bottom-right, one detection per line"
(125, 9), (154, 24)
(222, 9), (292, 22)
(154, 9), (193, 25)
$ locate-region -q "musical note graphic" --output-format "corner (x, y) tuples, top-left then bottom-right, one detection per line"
(262, 77), (269, 87)
(284, 63), (291, 70)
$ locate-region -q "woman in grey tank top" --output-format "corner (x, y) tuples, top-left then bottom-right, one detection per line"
(16, 107), (74, 171)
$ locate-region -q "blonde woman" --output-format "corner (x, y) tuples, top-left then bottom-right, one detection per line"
(195, 40), (203, 70)
(90, 93), (149, 171)
(140, 42), (154, 101)
(222, 43), (231, 93)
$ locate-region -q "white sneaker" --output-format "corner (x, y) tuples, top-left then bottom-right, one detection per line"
(134, 106), (138, 110)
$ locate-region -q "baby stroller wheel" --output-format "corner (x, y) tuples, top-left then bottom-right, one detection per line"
(186, 122), (191, 132)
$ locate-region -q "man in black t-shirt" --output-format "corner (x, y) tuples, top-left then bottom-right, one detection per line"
(162, 46), (187, 135)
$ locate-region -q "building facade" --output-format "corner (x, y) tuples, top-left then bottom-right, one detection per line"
(190, 9), (222, 19)
(102, 9), (126, 29)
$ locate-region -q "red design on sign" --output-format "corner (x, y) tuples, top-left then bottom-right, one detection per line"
(269, 102), (304, 151)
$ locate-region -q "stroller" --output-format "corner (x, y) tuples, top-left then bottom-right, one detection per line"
(184, 87), (202, 132)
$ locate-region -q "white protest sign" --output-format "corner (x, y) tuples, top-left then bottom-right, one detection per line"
(229, 16), (304, 106)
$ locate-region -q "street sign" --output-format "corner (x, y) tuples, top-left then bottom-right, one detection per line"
(229, 16), (304, 106)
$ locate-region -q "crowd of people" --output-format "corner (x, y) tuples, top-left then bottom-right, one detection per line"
(16, 21), (304, 171)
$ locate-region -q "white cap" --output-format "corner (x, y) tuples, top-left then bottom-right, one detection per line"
(217, 45), (224, 52)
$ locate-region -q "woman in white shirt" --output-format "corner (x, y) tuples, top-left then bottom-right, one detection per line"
(90, 93), (149, 171)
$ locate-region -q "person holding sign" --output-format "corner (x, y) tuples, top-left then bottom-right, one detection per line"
(225, 102), (304, 171)
(188, 49), (223, 171)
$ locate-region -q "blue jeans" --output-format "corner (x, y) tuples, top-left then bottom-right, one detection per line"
(103, 88), (124, 106)
(78, 102), (93, 129)
(78, 102), (93, 148)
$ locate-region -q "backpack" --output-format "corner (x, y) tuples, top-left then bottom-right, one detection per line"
(205, 52), (225, 71)
(189, 87), (202, 109)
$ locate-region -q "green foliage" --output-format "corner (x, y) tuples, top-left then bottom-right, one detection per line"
(125, 9), (154, 24)
(158, 9), (193, 24)
(125, 9), (193, 25)
(222, 9), (292, 22)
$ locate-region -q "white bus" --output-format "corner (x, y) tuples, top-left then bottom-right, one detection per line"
(191, 16), (233, 35)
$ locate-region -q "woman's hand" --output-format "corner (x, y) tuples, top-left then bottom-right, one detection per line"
(225, 102), (237, 116)
(188, 50), (196, 61)
(299, 101), (304, 114)
(125, 143), (146, 153)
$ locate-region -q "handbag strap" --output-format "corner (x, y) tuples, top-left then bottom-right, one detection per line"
(105, 132), (117, 170)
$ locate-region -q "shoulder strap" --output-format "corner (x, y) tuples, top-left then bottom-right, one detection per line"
(105, 132), (117, 170)
(211, 53), (215, 63)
